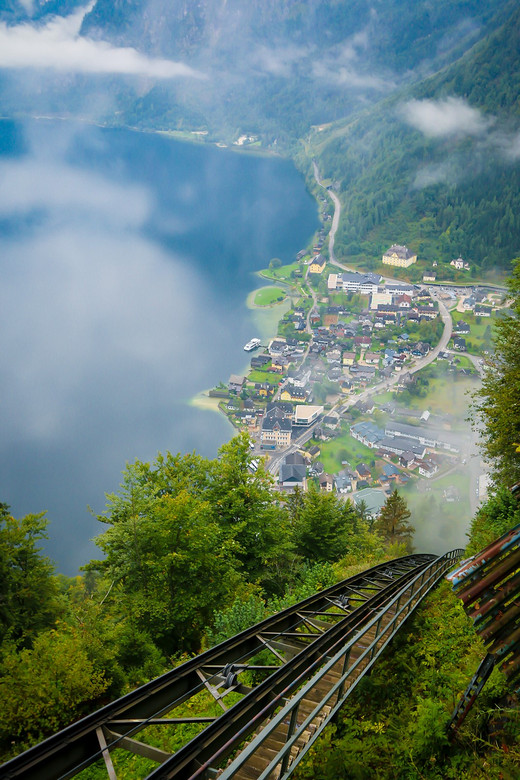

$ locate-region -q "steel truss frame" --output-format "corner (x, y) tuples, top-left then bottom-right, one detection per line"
(2, 553), (453, 780)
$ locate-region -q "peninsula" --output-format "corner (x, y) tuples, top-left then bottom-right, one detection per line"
(208, 167), (505, 547)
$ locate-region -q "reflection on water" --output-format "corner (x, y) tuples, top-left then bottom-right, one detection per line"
(0, 120), (318, 572)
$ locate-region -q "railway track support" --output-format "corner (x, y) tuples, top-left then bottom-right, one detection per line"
(2, 552), (462, 780)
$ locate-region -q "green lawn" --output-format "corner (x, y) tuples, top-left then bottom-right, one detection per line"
(401, 468), (472, 553)
(247, 370), (281, 385)
(451, 309), (497, 354)
(316, 427), (375, 474)
(451, 355), (475, 370)
(404, 375), (478, 416)
(253, 286), (286, 306)
(259, 261), (302, 281)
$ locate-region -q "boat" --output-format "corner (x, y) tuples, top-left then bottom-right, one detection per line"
(243, 338), (261, 352)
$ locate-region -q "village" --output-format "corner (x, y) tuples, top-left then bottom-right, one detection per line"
(210, 229), (505, 527)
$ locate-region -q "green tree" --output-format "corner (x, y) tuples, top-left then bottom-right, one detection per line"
(0, 628), (109, 754)
(471, 259), (520, 485)
(207, 591), (266, 647)
(354, 498), (372, 527)
(91, 461), (243, 653)
(206, 433), (286, 586)
(288, 483), (357, 563)
(0, 505), (61, 646)
(375, 490), (414, 550)
(90, 434), (289, 651)
(466, 487), (520, 556)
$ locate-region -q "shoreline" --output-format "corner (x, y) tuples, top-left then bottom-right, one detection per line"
(188, 288), (293, 421)
(3, 113), (282, 160)
(246, 283), (289, 310)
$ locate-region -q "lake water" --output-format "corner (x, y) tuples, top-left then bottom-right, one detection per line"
(0, 120), (319, 572)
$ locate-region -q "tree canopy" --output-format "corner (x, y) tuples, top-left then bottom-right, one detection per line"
(0, 504), (61, 646)
(375, 490), (414, 551)
(471, 258), (520, 485)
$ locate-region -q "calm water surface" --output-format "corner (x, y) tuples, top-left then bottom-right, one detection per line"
(0, 120), (319, 572)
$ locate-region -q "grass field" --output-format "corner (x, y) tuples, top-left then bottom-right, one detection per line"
(402, 468), (472, 554)
(316, 426), (375, 473)
(259, 262), (302, 282)
(247, 370), (281, 385)
(405, 375), (478, 416)
(373, 365), (478, 417)
(253, 286), (286, 306)
(451, 309), (499, 354)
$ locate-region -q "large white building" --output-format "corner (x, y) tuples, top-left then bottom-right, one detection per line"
(385, 422), (460, 453)
(327, 271), (381, 296)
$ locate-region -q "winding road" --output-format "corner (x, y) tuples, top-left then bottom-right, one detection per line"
(267, 164), (478, 496)
(312, 161), (454, 387)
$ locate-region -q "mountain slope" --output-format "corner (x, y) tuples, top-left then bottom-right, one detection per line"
(309, 0), (520, 274)
(77, 0), (510, 139)
(0, 1), (518, 273)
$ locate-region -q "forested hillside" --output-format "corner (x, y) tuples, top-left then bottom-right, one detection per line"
(0, 0), (511, 140)
(1, 1), (519, 273)
(0, 433), (408, 760)
(308, 2), (520, 274)
(79, 0), (520, 273)
(78, 0), (508, 140)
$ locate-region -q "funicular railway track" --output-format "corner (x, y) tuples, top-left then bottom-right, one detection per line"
(2, 552), (462, 780)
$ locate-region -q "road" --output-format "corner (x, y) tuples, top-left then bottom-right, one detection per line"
(265, 164), (458, 474)
(313, 160), (341, 264)
(409, 292), (452, 374)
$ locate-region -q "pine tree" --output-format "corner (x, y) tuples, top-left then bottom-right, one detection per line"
(375, 490), (414, 550)
(471, 258), (520, 485)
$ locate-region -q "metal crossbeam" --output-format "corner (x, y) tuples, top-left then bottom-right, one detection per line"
(212, 550), (463, 780)
(2, 554), (438, 780)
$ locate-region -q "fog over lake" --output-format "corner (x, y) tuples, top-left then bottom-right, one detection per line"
(0, 120), (318, 572)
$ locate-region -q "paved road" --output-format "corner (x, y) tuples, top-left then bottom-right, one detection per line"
(409, 292), (452, 375)
(313, 160), (341, 264)
(265, 164), (457, 474)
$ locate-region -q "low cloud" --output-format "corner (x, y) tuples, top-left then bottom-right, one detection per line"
(403, 97), (492, 138)
(337, 30), (369, 63)
(311, 23), (389, 92)
(0, 159), (152, 227)
(0, 7), (203, 80)
(312, 60), (389, 91)
(493, 130), (520, 162)
(402, 96), (520, 188)
(250, 44), (310, 77)
(412, 162), (454, 189)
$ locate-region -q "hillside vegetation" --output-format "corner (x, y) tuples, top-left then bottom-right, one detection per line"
(4, 260), (520, 773)
(305, 2), (520, 276)
(1, 1), (519, 274)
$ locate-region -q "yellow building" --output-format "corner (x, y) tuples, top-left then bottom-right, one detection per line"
(281, 387), (307, 403)
(309, 254), (326, 274)
(382, 244), (417, 268)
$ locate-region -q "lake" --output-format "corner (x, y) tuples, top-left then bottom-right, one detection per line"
(0, 120), (319, 572)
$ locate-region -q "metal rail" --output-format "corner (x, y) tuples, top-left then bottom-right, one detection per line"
(2, 554), (445, 780)
(211, 549), (462, 780)
(447, 519), (520, 736)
